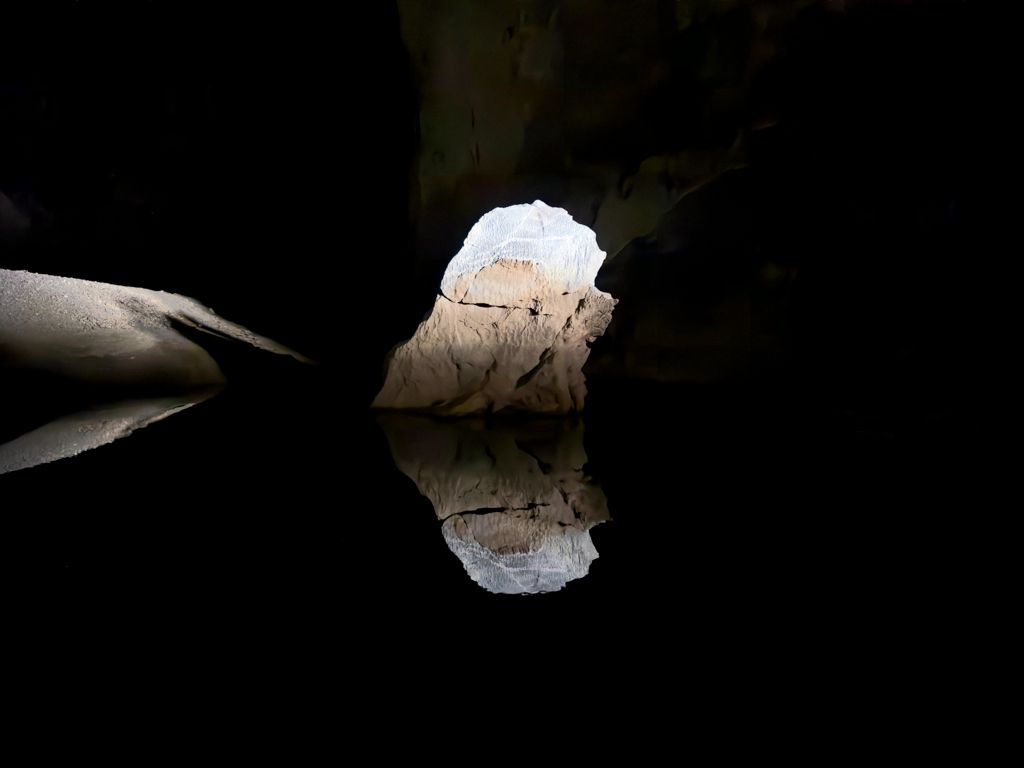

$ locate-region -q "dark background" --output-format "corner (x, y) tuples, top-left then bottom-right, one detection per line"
(1, 1), (1014, 696)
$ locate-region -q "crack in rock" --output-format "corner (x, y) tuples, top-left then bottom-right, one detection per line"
(378, 412), (612, 594)
(372, 201), (617, 416)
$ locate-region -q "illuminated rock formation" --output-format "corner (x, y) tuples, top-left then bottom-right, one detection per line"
(372, 200), (617, 415)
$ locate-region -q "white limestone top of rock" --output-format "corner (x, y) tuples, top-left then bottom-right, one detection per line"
(439, 200), (606, 302)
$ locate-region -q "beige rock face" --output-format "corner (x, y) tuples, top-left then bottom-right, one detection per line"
(0, 267), (314, 390)
(377, 412), (611, 594)
(372, 201), (617, 415)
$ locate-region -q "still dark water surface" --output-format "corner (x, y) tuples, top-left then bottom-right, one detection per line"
(0, 1), (1008, 711)
(6, 364), (974, 654)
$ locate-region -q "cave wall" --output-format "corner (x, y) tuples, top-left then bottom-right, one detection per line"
(396, 0), (1011, 423)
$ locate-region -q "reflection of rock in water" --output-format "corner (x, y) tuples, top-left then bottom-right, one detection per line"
(0, 388), (221, 475)
(377, 412), (611, 594)
(0, 267), (315, 473)
(441, 514), (600, 596)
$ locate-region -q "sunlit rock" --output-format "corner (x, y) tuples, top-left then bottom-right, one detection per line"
(377, 411), (611, 594)
(372, 201), (617, 415)
(0, 267), (314, 473)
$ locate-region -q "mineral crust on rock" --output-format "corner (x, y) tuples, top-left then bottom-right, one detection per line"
(372, 201), (617, 415)
(377, 412), (611, 594)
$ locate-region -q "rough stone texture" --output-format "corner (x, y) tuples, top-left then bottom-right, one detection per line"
(1, 268), (313, 390)
(0, 267), (314, 473)
(440, 200), (606, 307)
(373, 201), (617, 415)
(377, 412), (611, 594)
